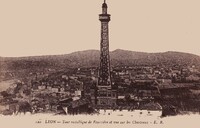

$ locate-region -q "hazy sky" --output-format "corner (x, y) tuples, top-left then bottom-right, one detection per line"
(0, 0), (200, 57)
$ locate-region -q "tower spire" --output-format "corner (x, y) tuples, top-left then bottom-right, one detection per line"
(102, 0), (108, 14)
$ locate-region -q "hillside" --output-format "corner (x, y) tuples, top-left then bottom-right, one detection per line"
(1, 49), (200, 72)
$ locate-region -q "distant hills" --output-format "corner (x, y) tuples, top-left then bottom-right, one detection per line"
(1, 49), (200, 72)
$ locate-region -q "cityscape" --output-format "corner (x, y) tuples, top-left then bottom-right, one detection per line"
(1, 0), (200, 117)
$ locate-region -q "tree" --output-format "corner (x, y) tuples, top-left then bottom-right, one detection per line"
(1, 91), (10, 98)
(125, 94), (131, 105)
(18, 101), (32, 113)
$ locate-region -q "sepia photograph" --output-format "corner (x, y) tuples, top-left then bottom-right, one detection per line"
(0, 0), (200, 128)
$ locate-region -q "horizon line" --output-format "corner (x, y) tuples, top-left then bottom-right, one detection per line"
(0, 49), (199, 58)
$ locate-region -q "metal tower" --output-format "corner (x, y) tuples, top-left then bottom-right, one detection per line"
(96, 0), (117, 107)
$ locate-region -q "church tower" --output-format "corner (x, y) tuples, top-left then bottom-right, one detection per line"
(96, 0), (117, 107)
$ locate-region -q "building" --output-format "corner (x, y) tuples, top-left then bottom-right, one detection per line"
(61, 98), (91, 115)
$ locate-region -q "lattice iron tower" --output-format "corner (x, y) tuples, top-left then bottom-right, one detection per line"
(96, 0), (117, 107)
(98, 0), (111, 86)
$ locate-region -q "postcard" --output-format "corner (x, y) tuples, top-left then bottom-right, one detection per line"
(0, 0), (200, 128)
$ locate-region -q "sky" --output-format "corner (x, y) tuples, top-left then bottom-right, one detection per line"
(0, 0), (200, 57)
